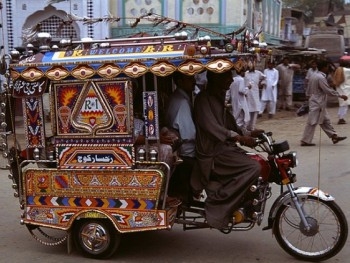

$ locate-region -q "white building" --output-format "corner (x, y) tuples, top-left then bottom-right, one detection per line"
(0, 0), (109, 52)
(0, 0), (282, 53)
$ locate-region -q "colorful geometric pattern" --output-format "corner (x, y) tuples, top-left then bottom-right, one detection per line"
(54, 79), (133, 135)
(206, 58), (235, 73)
(26, 196), (157, 210)
(23, 167), (176, 231)
(71, 82), (114, 134)
(24, 206), (173, 232)
(54, 136), (134, 144)
(25, 168), (164, 200)
(23, 97), (45, 148)
(9, 44), (248, 83)
(97, 63), (121, 78)
(124, 62), (148, 78)
(71, 64), (95, 79)
(149, 61), (177, 76)
(143, 91), (159, 140)
(177, 59), (205, 75)
(111, 210), (166, 230)
(46, 66), (71, 80)
(21, 66), (45, 82)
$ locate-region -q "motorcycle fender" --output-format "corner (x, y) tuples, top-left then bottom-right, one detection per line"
(263, 187), (335, 231)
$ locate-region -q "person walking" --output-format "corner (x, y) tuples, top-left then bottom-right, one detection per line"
(276, 57), (300, 111)
(300, 60), (348, 146)
(259, 60), (279, 118)
(244, 63), (265, 130)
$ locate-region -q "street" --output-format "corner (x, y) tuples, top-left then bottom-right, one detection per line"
(0, 105), (349, 263)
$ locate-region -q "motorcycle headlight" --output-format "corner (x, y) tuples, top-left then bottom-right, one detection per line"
(285, 151), (298, 167)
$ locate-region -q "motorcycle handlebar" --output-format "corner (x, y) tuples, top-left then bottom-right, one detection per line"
(264, 131), (273, 137)
(255, 131), (273, 145)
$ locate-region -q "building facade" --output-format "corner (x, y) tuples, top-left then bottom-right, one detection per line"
(109, 0), (282, 45)
(0, 0), (109, 52)
(0, 0), (282, 54)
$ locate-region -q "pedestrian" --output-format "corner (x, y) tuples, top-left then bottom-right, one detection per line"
(229, 68), (250, 130)
(190, 69), (263, 230)
(244, 63), (265, 130)
(333, 60), (350, 124)
(259, 60), (279, 118)
(304, 60), (318, 98)
(276, 57), (300, 111)
(300, 60), (348, 146)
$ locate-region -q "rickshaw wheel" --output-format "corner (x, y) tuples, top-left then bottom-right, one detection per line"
(73, 219), (120, 259)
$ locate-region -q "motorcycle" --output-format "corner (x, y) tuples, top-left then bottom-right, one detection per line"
(2, 22), (347, 260)
(174, 132), (348, 262)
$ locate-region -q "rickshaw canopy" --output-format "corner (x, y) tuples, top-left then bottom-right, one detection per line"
(10, 41), (254, 84)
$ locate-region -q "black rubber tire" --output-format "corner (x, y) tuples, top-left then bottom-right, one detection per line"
(273, 196), (348, 262)
(73, 219), (120, 259)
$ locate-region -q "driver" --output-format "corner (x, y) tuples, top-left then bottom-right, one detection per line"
(191, 69), (263, 230)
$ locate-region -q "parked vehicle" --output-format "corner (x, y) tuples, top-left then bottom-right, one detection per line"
(304, 27), (345, 63)
(0, 19), (347, 261)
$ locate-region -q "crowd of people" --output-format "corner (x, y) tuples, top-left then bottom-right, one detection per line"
(134, 58), (348, 231)
(223, 57), (349, 147)
(226, 57), (301, 131)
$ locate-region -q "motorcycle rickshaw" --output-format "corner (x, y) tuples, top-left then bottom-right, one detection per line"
(0, 21), (347, 261)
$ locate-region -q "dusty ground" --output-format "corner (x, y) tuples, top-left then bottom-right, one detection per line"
(0, 102), (349, 263)
(256, 101), (348, 148)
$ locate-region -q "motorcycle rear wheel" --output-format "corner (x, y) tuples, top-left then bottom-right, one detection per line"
(274, 196), (348, 262)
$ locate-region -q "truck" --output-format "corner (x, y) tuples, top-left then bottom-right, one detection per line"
(304, 26), (345, 63)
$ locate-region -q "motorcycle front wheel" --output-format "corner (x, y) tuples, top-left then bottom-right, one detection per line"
(273, 196), (348, 262)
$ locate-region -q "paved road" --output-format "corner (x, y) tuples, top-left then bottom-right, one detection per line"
(0, 105), (349, 263)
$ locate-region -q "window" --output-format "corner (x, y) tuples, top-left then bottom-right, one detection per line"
(40, 15), (78, 39)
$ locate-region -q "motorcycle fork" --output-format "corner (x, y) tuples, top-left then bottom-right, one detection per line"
(286, 184), (311, 232)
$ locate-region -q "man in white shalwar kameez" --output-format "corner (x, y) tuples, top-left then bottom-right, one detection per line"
(333, 63), (350, 124)
(244, 65), (265, 130)
(229, 69), (250, 129)
(300, 60), (348, 146)
(259, 60), (279, 118)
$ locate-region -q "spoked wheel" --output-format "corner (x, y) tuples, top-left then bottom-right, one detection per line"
(73, 219), (121, 259)
(274, 196), (348, 262)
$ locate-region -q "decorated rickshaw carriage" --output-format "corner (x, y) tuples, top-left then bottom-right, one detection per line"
(0, 24), (268, 258)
